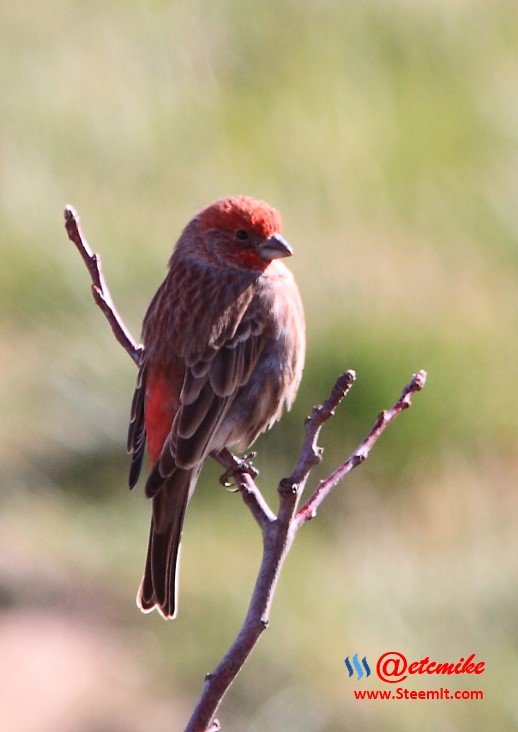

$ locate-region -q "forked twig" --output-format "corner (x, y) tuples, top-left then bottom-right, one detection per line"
(295, 370), (427, 527)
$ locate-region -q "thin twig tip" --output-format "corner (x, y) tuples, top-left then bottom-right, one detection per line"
(64, 204), (78, 221)
(412, 369), (427, 390)
(344, 369), (356, 383)
(332, 369), (356, 401)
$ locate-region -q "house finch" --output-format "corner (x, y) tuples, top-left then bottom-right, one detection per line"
(127, 196), (305, 618)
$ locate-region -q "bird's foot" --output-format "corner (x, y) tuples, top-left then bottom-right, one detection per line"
(216, 450), (259, 489)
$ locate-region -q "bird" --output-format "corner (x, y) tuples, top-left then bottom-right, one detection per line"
(127, 195), (305, 618)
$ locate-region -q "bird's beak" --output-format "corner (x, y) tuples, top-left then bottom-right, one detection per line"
(258, 233), (293, 260)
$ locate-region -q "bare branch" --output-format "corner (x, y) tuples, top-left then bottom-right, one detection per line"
(288, 369), (357, 487)
(184, 500), (293, 732)
(64, 205), (143, 366)
(276, 370), (357, 526)
(185, 372), (427, 730)
(295, 370), (428, 527)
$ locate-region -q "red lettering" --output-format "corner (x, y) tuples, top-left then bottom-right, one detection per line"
(353, 689), (393, 700)
(435, 663), (455, 674)
(417, 657), (430, 673)
(459, 654), (476, 673)
(376, 652), (486, 683)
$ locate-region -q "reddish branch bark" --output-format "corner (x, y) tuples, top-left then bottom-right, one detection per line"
(64, 206), (427, 732)
(64, 205), (143, 366)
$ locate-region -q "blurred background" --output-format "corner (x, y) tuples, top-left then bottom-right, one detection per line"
(1, 1), (517, 730)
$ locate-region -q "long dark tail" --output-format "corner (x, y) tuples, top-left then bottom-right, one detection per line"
(137, 467), (199, 619)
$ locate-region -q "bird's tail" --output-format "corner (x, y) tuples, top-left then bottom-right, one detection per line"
(137, 466), (200, 619)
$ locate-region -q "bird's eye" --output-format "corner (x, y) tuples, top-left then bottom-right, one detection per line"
(235, 229), (249, 241)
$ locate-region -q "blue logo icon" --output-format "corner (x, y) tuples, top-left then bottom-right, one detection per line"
(345, 654), (371, 680)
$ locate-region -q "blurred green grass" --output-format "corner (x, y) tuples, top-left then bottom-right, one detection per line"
(1, 1), (517, 730)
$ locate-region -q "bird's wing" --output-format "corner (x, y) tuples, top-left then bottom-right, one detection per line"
(144, 277), (274, 498)
(127, 360), (147, 489)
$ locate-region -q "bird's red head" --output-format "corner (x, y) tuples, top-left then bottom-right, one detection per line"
(194, 196), (292, 271)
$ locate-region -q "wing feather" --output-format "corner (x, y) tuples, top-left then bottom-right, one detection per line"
(177, 380), (216, 439)
(179, 370), (207, 405)
(127, 364), (147, 489)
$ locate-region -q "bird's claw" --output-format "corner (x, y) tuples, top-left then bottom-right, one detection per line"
(218, 452), (259, 489)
